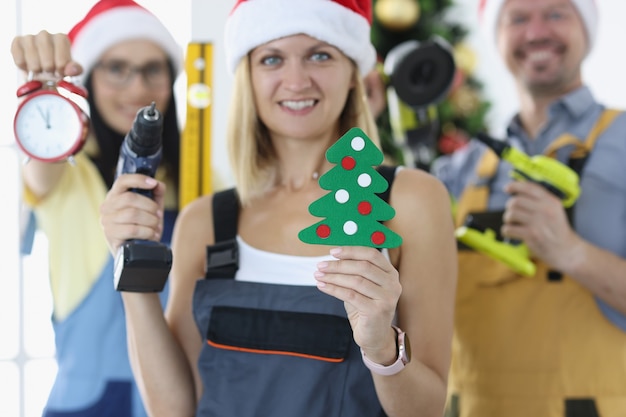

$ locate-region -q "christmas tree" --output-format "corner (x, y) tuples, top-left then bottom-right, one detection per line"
(371, 0), (491, 170)
(298, 128), (402, 249)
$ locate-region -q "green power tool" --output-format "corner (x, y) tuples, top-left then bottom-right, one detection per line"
(455, 132), (581, 276)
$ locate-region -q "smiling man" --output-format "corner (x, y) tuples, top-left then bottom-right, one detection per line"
(437, 0), (626, 416)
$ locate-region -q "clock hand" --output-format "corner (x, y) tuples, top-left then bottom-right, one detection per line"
(36, 105), (51, 129)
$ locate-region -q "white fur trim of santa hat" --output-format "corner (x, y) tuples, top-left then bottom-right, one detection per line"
(224, 0), (376, 76)
(478, 0), (598, 52)
(68, 0), (183, 83)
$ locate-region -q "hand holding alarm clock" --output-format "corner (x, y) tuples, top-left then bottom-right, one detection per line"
(13, 74), (90, 163)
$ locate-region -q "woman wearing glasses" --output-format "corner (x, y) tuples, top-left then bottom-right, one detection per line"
(10, 1), (182, 416)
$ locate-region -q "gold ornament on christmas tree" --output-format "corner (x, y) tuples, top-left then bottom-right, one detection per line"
(453, 42), (478, 75)
(375, 0), (421, 32)
(449, 86), (481, 118)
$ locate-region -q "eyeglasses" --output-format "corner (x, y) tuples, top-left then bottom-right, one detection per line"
(94, 60), (171, 89)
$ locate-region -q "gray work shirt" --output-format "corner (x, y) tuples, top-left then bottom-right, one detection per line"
(433, 86), (626, 325)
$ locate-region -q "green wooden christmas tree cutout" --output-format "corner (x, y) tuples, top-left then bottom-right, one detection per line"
(298, 127), (403, 248)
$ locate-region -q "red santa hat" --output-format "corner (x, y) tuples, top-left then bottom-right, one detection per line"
(68, 0), (183, 82)
(224, 0), (376, 75)
(478, 0), (598, 52)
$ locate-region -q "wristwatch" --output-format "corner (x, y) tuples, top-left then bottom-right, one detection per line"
(361, 325), (411, 376)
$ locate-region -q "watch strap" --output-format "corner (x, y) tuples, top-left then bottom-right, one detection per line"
(360, 326), (409, 376)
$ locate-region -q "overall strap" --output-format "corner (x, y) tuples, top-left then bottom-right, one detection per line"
(212, 188), (239, 242)
(584, 108), (622, 148)
(544, 108), (622, 161)
(375, 165), (398, 253)
(552, 109), (622, 230)
(454, 149), (499, 227)
(376, 164), (397, 204)
(205, 188), (240, 279)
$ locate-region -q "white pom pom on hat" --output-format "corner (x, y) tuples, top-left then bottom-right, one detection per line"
(478, 0), (598, 51)
(224, 0), (377, 75)
(68, 0), (183, 82)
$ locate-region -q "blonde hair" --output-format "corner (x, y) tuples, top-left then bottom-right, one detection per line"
(226, 57), (380, 206)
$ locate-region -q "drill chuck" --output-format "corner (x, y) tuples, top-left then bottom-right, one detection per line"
(127, 102), (163, 157)
(116, 102), (164, 180)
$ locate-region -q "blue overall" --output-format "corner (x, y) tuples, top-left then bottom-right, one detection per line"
(192, 167), (397, 417)
(42, 210), (176, 417)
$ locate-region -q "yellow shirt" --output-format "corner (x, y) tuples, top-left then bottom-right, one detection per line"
(24, 153), (110, 321)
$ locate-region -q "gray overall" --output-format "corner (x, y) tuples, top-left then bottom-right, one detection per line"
(192, 166), (397, 417)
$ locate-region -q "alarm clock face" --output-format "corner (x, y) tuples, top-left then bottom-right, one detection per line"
(14, 90), (88, 162)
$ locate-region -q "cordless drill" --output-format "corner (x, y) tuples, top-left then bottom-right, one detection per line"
(455, 132), (581, 276)
(113, 102), (173, 292)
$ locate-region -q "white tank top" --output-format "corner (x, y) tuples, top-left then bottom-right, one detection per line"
(234, 236), (334, 286)
(234, 236), (391, 285)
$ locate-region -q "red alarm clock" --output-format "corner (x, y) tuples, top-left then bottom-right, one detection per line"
(13, 77), (90, 163)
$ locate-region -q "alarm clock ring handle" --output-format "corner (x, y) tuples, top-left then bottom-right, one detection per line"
(57, 79), (88, 99)
(16, 71), (88, 99)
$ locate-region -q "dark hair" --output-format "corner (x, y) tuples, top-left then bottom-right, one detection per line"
(84, 61), (181, 196)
